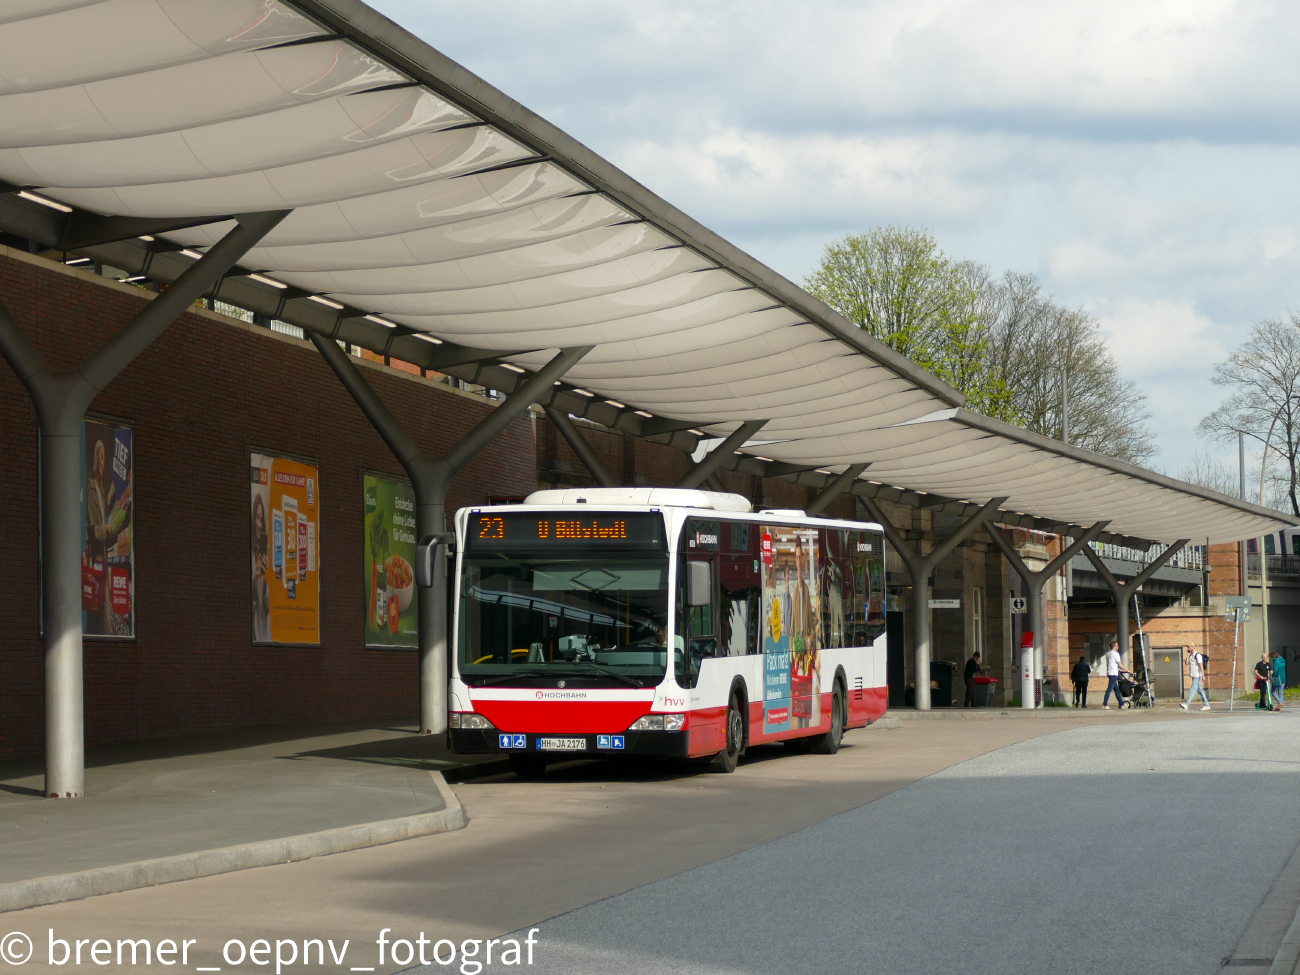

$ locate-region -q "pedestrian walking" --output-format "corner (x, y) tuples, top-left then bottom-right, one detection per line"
(1255, 653), (1273, 710)
(963, 651), (983, 707)
(1272, 651), (1286, 712)
(1070, 654), (1091, 708)
(1102, 640), (1124, 709)
(1179, 645), (1210, 711)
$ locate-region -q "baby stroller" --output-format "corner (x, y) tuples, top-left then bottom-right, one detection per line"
(1114, 670), (1154, 709)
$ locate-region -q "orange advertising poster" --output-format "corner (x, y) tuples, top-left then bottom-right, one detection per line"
(250, 452), (320, 645)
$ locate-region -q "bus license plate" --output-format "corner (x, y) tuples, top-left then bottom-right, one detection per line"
(537, 737), (587, 751)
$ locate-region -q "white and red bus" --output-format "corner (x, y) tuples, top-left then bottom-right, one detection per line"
(447, 488), (889, 777)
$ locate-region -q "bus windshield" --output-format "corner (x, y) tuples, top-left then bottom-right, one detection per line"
(458, 554), (671, 683)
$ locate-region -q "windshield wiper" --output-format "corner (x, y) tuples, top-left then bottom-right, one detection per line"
(560, 664), (644, 687)
(468, 665), (644, 688)
(472, 672), (554, 687)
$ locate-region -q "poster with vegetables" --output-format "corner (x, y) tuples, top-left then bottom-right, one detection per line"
(760, 525), (822, 732)
(363, 473), (417, 648)
(250, 452), (320, 645)
(81, 419), (133, 638)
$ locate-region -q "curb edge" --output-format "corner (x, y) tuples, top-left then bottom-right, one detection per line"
(0, 771), (466, 914)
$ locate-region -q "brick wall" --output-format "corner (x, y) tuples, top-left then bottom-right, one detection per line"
(1067, 540), (1244, 698)
(1068, 611), (1240, 696)
(1208, 542), (1244, 596)
(0, 250), (535, 759)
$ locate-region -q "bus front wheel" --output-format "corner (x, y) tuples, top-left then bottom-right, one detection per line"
(711, 694), (745, 773)
(508, 753), (548, 779)
(813, 686), (845, 755)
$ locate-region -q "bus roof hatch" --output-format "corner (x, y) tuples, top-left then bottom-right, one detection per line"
(524, 488), (752, 511)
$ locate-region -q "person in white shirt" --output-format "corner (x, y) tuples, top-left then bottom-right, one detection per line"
(1179, 644), (1211, 711)
(1102, 641), (1125, 709)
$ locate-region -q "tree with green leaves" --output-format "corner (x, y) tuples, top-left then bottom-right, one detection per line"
(804, 227), (1014, 418)
(805, 226), (1154, 462)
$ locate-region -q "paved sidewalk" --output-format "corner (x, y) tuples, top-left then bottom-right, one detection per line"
(496, 712), (1300, 975)
(889, 705), (1208, 719)
(0, 721), (481, 912)
(4, 712), (1168, 974)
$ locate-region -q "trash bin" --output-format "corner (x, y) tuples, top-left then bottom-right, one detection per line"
(931, 660), (956, 707)
(972, 675), (997, 707)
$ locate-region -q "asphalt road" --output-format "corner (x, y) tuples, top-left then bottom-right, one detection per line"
(403, 712), (1300, 975)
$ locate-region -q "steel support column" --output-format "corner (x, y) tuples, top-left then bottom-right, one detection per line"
(984, 521), (1108, 708)
(543, 406), (617, 487)
(805, 464), (868, 517)
(860, 496), (1005, 710)
(675, 420), (767, 489)
(0, 209), (289, 798)
(309, 337), (591, 734)
(1083, 540), (1191, 669)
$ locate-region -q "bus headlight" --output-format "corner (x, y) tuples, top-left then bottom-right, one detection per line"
(629, 713), (686, 732)
(450, 713), (495, 730)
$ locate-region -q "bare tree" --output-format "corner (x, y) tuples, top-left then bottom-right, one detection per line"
(1176, 450), (1241, 497)
(984, 272), (1155, 463)
(1198, 315), (1300, 515)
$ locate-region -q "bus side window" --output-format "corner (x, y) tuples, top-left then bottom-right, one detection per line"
(820, 528), (855, 650)
(678, 517), (728, 686)
(687, 560), (717, 655)
(720, 528), (760, 656)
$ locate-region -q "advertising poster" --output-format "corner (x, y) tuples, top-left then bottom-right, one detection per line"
(363, 473), (418, 648)
(760, 525), (821, 732)
(81, 420), (134, 638)
(251, 452), (320, 644)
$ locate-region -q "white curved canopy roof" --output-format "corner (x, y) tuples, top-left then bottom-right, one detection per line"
(0, 0), (1289, 545)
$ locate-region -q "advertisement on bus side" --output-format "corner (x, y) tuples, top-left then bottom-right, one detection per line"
(761, 525), (822, 733)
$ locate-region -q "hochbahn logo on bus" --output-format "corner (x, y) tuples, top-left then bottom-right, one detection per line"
(534, 690), (589, 700)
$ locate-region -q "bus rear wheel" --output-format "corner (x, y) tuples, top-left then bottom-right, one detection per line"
(711, 694), (745, 773)
(813, 686), (845, 755)
(508, 753), (548, 779)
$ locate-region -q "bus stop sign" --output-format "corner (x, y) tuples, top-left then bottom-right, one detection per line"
(1226, 595), (1251, 623)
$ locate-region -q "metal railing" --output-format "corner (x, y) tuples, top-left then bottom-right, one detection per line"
(1088, 541), (1206, 571)
(1247, 554), (1300, 581)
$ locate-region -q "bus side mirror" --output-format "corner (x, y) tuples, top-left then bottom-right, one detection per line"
(687, 560), (712, 606)
(416, 533), (456, 588)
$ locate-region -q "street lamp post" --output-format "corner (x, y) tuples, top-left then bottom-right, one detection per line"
(1257, 415), (1278, 668)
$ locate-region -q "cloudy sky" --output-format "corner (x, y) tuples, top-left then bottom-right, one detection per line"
(372, 0), (1300, 476)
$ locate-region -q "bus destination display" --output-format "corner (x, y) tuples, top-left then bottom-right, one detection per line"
(467, 511), (664, 552)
